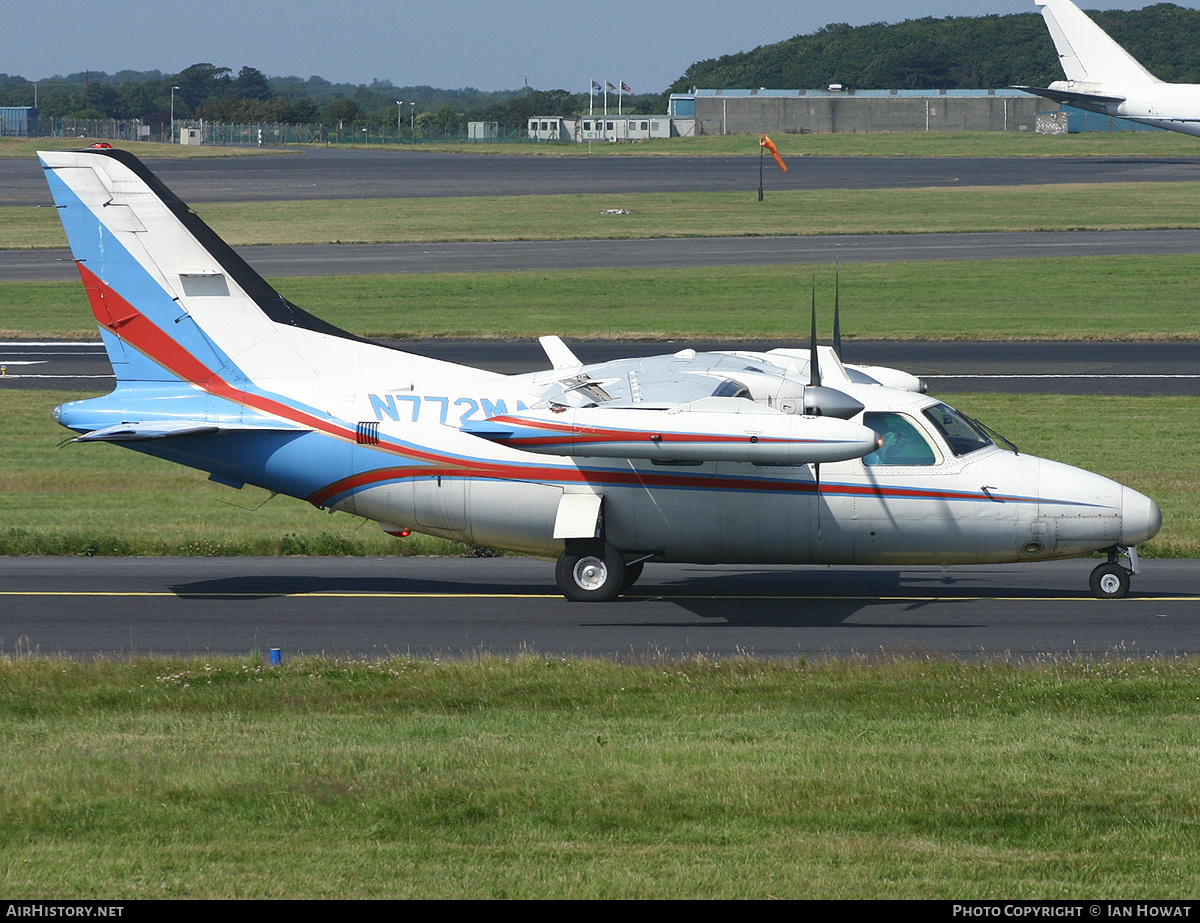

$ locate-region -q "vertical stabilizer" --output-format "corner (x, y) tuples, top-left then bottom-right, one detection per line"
(1037, 0), (1160, 86)
(39, 148), (484, 388)
(39, 148), (369, 385)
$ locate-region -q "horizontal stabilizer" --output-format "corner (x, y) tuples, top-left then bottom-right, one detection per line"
(71, 422), (222, 442)
(71, 420), (301, 443)
(1012, 84), (1125, 112)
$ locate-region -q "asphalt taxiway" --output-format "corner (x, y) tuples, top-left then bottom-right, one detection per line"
(4, 337), (1200, 395)
(2, 557), (1197, 660)
(7, 149), (1200, 206)
(10, 228), (1200, 283)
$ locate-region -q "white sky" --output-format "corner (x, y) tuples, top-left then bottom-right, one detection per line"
(4, 1), (1195, 94)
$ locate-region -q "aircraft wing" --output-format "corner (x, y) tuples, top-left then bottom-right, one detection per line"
(466, 345), (885, 466)
(1013, 84), (1126, 112)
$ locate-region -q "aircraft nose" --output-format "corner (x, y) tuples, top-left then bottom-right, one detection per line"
(1121, 486), (1162, 547)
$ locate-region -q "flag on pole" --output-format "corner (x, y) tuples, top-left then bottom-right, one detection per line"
(606, 81), (617, 91)
(621, 81), (632, 93)
(591, 81), (602, 92)
(759, 134), (787, 172)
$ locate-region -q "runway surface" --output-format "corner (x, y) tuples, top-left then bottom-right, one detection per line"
(10, 228), (1200, 283)
(1, 557), (1196, 660)
(7, 149), (1200, 206)
(4, 337), (1198, 395)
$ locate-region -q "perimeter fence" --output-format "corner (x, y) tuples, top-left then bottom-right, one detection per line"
(32, 119), (572, 146)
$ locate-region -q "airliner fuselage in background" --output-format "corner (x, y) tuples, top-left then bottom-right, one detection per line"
(1018, 0), (1200, 137)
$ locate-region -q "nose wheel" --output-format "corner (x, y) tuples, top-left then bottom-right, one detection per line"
(1089, 546), (1138, 599)
(1089, 562), (1130, 599)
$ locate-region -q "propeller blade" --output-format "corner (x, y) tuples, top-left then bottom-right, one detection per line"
(802, 269), (865, 420)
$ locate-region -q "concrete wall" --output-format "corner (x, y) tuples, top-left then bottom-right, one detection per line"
(693, 94), (1044, 135)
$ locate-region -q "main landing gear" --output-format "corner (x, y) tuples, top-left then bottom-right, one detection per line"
(1089, 546), (1139, 600)
(556, 542), (1146, 601)
(555, 539), (647, 602)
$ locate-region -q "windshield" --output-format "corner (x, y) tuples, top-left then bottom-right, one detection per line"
(922, 403), (993, 457)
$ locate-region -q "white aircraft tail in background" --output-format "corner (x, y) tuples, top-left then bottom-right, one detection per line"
(1017, 0), (1200, 137)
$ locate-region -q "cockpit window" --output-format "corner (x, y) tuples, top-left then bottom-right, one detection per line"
(922, 403), (993, 456)
(862, 412), (938, 466)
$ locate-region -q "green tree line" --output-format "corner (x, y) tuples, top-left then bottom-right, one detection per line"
(0, 65), (663, 130)
(671, 3), (1200, 92)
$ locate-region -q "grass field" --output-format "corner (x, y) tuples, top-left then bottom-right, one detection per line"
(10, 181), (1200, 251)
(2, 654), (1199, 898)
(7, 255), (1200, 341)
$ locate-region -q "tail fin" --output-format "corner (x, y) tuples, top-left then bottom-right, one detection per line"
(1037, 0), (1159, 87)
(39, 148), (474, 387)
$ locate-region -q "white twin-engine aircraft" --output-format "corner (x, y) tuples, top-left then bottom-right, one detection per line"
(1018, 0), (1200, 138)
(41, 148), (1161, 601)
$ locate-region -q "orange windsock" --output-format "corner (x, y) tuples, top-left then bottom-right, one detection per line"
(759, 134), (787, 172)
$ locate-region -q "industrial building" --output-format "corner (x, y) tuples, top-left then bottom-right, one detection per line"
(525, 84), (1168, 142)
(669, 88), (1045, 135)
(0, 107), (38, 136)
(527, 114), (673, 142)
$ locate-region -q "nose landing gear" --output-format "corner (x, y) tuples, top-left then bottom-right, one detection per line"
(1089, 546), (1139, 599)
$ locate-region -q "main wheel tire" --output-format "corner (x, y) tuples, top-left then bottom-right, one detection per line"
(556, 540), (626, 602)
(1089, 562), (1130, 599)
